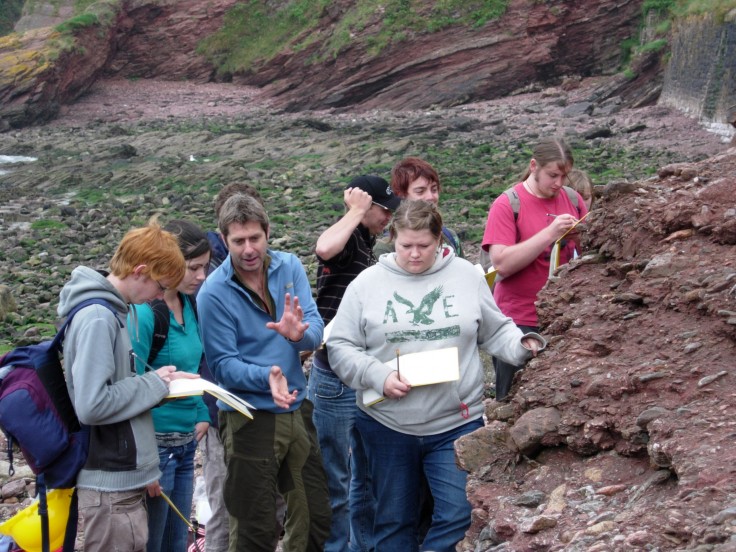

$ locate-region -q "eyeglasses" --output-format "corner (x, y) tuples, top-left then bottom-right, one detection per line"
(155, 280), (169, 292)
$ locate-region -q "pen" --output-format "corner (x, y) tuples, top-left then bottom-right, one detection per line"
(395, 348), (401, 380)
(131, 351), (156, 372)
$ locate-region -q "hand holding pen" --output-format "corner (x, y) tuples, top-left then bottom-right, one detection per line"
(131, 351), (199, 385)
(382, 348), (410, 400)
(546, 211), (589, 242)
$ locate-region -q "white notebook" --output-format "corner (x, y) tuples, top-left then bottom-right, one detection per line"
(362, 347), (460, 406)
(167, 378), (254, 419)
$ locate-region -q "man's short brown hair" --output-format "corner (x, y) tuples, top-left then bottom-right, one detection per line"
(214, 183), (263, 219)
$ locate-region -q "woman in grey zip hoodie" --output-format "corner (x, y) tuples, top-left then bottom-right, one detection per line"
(327, 200), (546, 552)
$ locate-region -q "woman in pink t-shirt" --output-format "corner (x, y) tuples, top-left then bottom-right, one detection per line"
(481, 138), (588, 399)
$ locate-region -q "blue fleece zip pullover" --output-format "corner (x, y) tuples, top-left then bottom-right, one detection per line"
(197, 250), (323, 413)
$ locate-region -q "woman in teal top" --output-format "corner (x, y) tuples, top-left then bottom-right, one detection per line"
(129, 219), (211, 552)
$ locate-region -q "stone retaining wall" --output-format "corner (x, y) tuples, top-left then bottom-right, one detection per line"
(660, 12), (736, 130)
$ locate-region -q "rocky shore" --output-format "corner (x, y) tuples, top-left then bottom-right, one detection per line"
(1, 75), (734, 550)
(0, 75), (726, 348)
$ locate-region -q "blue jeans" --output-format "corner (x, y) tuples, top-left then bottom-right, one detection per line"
(308, 361), (375, 552)
(146, 439), (197, 552)
(356, 410), (483, 552)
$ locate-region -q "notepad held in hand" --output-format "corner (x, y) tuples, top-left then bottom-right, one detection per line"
(167, 378), (254, 419)
(362, 347), (460, 406)
(474, 263), (498, 288)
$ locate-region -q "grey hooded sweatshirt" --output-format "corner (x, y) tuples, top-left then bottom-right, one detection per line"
(327, 247), (546, 436)
(58, 266), (168, 491)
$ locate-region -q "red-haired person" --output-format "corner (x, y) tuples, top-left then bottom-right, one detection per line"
(58, 220), (199, 551)
(374, 157), (464, 258)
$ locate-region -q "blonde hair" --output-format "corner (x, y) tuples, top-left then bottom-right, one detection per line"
(109, 218), (186, 286)
(567, 168), (593, 204)
(389, 200), (443, 241)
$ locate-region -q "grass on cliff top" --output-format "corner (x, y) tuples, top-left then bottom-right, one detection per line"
(0, 0), (23, 37)
(197, 0), (509, 74)
(673, 0), (736, 19)
(197, 0), (735, 78)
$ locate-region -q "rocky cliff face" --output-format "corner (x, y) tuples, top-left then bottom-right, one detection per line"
(5, 0), (734, 130)
(0, 21), (117, 130)
(239, 0), (644, 111)
(1, 0), (649, 129)
(660, 12), (736, 137)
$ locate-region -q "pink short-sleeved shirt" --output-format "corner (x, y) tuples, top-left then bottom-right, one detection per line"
(481, 182), (588, 326)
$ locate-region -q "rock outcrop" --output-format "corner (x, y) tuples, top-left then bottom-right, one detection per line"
(249, 0), (644, 111)
(1, 0), (650, 129)
(456, 149), (736, 550)
(660, 12), (736, 138)
(0, 21), (116, 130)
(3, 0), (734, 132)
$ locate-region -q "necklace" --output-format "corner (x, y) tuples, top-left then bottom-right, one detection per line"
(523, 178), (543, 198)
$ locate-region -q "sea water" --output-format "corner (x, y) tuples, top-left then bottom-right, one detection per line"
(0, 155), (37, 175)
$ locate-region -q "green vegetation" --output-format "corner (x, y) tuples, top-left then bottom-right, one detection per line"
(54, 13), (99, 35)
(621, 0), (736, 75)
(30, 219), (67, 231)
(672, 0), (736, 19)
(0, 0), (23, 37)
(197, 0), (330, 73)
(639, 38), (668, 53)
(198, 0), (509, 75)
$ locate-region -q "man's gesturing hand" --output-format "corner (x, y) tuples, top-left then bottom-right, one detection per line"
(266, 293), (309, 342)
(270, 365), (298, 409)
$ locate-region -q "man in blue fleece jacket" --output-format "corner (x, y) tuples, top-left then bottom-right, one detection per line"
(197, 193), (330, 552)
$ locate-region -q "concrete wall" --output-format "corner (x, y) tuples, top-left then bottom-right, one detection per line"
(660, 11), (736, 132)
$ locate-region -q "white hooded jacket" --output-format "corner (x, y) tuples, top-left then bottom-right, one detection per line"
(327, 247), (545, 436)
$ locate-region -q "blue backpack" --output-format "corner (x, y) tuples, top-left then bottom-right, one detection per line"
(0, 298), (119, 552)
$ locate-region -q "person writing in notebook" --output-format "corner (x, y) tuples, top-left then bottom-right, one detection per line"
(327, 200), (545, 552)
(481, 137), (587, 400)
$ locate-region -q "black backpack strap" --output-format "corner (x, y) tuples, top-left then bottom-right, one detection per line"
(37, 474), (50, 552)
(147, 299), (171, 365)
(186, 294), (198, 323)
(62, 488), (79, 552)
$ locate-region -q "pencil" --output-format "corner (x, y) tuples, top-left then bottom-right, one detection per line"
(131, 351), (156, 372)
(395, 348), (401, 380)
(558, 211), (591, 241)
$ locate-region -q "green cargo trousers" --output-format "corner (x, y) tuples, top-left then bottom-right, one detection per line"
(219, 399), (331, 552)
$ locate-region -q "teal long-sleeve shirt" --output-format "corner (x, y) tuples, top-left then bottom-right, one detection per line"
(128, 296), (210, 434)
